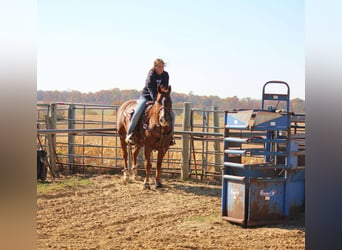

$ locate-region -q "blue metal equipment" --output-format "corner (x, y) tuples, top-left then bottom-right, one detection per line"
(221, 81), (305, 226)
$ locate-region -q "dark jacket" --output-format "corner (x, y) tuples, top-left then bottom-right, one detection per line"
(141, 70), (169, 101)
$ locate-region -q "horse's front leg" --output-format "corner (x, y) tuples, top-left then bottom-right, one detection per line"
(143, 147), (152, 190)
(155, 149), (167, 188)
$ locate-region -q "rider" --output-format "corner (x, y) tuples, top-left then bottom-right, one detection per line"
(125, 58), (175, 145)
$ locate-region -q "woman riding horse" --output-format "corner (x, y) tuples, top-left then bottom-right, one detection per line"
(125, 58), (175, 145)
(117, 83), (174, 189)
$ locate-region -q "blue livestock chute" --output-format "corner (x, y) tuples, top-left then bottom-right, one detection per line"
(221, 81), (305, 226)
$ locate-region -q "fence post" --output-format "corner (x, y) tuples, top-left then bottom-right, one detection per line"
(68, 104), (75, 173)
(213, 106), (221, 172)
(181, 102), (191, 180)
(47, 103), (57, 171)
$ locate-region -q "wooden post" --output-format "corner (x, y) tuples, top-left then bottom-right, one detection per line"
(213, 106), (221, 172)
(46, 103), (57, 172)
(45, 115), (56, 175)
(181, 102), (191, 180)
(68, 104), (75, 173)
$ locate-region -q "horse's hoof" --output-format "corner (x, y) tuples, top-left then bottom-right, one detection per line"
(143, 183), (151, 190)
(155, 182), (163, 188)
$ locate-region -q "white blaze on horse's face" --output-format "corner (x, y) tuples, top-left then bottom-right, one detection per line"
(159, 97), (171, 127)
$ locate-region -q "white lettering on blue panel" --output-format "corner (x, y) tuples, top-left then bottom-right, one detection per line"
(259, 189), (277, 200)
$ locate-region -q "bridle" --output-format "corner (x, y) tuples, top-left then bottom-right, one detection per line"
(157, 96), (172, 128)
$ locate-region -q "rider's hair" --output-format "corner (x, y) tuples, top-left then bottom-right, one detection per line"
(151, 58), (166, 71)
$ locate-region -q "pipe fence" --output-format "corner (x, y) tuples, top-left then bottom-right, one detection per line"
(37, 102), (225, 181)
(37, 102), (305, 182)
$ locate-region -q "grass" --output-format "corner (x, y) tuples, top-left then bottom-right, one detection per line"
(37, 177), (94, 195)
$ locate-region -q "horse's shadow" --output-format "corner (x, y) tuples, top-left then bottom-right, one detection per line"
(167, 182), (222, 198)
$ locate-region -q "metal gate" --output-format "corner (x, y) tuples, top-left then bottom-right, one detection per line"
(221, 81), (305, 226)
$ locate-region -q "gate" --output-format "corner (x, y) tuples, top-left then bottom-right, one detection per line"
(221, 81), (305, 226)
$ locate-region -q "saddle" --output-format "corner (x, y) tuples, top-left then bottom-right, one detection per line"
(125, 100), (154, 128)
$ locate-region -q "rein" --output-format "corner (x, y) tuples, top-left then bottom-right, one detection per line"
(146, 100), (172, 146)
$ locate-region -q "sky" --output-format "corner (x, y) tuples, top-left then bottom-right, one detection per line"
(37, 0), (304, 100)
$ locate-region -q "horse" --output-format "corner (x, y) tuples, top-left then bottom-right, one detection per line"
(116, 85), (173, 189)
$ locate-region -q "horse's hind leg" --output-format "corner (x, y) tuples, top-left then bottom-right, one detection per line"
(119, 138), (130, 182)
(131, 146), (141, 180)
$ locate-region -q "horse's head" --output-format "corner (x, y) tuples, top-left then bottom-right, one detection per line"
(155, 85), (172, 128)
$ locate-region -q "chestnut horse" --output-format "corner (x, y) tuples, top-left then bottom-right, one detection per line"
(116, 85), (173, 189)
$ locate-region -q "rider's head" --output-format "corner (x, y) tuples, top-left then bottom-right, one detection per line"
(153, 58), (165, 75)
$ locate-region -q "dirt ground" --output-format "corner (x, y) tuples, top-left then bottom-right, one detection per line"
(37, 174), (305, 249)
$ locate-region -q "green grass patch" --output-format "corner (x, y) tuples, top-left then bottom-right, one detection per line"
(37, 177), (94, 195)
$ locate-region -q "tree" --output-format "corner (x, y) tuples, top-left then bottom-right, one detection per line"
(36, 89), (305, 113)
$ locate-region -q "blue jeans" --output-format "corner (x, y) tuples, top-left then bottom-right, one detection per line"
(127, 96), (147, 135)
(127, 96), (175, 135)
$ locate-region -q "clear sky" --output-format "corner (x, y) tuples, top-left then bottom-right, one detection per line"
(37, 0), (304, 99)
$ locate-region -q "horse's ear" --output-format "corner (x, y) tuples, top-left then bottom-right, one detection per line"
(168, 85), (171, 93)
(157, 84), (162, 93)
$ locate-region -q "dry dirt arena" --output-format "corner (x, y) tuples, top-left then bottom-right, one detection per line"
(37, 174), (305, 249)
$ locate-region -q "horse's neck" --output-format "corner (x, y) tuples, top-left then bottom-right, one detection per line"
(147, 104), (161, 127)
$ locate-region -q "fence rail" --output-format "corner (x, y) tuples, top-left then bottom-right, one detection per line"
(37, 102), (226, 181)
(37, 102), (305, 182)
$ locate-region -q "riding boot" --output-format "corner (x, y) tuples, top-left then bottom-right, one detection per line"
(125, 133), (135, 144)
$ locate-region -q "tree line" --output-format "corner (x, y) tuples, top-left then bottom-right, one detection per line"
(37, 88), (305, 113)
